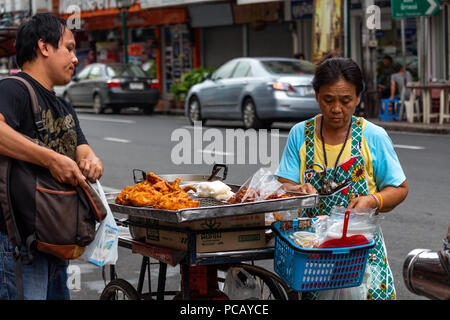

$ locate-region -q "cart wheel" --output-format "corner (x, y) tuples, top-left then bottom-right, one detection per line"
(100, 279), (140, 300)
(220, 263), (295, 300)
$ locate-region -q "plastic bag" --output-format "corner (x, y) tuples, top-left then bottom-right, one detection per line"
(230, 168), (286, 203)
(317, 206), (382, 246)
(223, 267), (261, 300)
(79, 180), (119, 267)
(316, 266), (372, 300)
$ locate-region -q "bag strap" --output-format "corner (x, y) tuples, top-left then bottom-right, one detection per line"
(4, 76), (46, 141)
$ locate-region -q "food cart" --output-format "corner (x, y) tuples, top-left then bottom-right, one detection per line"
(101, 165), (374, 300)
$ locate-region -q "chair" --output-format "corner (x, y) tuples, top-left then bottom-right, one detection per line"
(404, 89), (422, 123)
(379, 98), (400, 122)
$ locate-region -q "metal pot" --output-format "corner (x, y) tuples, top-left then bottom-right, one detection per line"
(403, 238), (450, 300)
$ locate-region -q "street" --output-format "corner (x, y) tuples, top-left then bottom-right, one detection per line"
(70, 109), (450, 300)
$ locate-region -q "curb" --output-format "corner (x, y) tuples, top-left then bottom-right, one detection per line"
(369, 119), (450, 135)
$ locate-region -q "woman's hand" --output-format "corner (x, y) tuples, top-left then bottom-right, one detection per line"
(282, 182), (318, 194)
(347, 195), (378, 210)
(278, 177), (318, 194)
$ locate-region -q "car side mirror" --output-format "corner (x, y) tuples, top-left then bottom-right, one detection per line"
(205, 73), (212, 80)
(72, 76), (79, 82)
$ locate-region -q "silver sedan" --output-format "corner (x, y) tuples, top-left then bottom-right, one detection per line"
(185, 57), (320, 129)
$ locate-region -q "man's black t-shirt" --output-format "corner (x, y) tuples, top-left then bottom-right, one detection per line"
(0, 72), (88, 159)
(0, 72), (89, 234)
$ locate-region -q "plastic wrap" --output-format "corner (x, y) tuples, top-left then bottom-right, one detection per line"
(316, 206), (381, 246)
(229, 168), (287, 203)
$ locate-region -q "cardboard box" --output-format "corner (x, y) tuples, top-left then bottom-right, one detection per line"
(142, 213), (266, 253)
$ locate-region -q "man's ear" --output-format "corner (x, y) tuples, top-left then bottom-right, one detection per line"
(37, 39), (51, 58)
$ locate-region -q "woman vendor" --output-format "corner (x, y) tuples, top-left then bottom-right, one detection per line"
(276, 56), (408, 300)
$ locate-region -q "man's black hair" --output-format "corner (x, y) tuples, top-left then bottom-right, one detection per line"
(15, 13), (68, 68)
(383, 55), (393, 63)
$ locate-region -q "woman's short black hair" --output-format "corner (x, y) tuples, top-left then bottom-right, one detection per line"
(15, 13), (68, 68)
(312, 55), (365, 96)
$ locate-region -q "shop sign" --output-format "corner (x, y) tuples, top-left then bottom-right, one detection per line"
(232, 2), (280, 24)
(291, 0), (313, 20)
(391, 0), (440, 18)
(59, 0), (120, 13)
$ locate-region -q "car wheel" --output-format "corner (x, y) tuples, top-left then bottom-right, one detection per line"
(93, 94), (104, 114)
(242, 97), (264, 129)
(188, 96), (205, 125)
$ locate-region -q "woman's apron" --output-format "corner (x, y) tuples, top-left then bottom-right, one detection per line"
(300, 116), (396, 300)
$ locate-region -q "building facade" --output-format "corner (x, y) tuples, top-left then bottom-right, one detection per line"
(0, 0), (449, 99)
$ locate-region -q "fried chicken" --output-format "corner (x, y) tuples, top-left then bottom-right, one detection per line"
(115, 172), (199, 210)
(154, 190), (200, 210)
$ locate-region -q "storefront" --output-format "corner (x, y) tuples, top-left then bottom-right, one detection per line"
(58, 0), (195, 97)
(350, 0), (449, 82)
(190, 0), (292, 69)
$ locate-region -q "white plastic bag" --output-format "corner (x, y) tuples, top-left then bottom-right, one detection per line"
(318, 207), (381, 245)
(316, 266), (372, 300)
(223, 267), (262, 300)
(79, 180), (119, 267)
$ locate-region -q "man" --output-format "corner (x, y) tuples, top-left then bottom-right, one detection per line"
(389, 63), (413, 101)
(0, 13), (103, 299)
(377, 55), (394, 99)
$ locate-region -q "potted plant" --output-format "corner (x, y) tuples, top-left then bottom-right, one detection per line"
(170, 67), (215, 108)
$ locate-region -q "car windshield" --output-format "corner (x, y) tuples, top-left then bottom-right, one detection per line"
(260, 60), (316, 75)
(106, 64), (148, 77)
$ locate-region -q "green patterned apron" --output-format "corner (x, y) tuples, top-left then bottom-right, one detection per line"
(300, 116), (396, 300)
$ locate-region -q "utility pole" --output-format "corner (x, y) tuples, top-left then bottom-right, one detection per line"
(361, 0), (378, 118)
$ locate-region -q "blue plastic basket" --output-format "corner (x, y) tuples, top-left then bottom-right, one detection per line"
(272, 219), (376, 292)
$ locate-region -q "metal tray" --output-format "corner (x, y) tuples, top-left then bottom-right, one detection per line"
(106, 172), (318, 223)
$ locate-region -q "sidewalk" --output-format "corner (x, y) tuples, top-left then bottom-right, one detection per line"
(369, 118), (450, 135)
(153, 107), (450, 135)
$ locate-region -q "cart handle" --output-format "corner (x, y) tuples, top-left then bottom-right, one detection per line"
(207, 164), (228, 181)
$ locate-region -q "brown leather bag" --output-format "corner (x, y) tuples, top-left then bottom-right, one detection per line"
(0, 76), (107, 262)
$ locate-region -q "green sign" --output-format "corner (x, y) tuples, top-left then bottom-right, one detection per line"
(391, 0), (440, 18)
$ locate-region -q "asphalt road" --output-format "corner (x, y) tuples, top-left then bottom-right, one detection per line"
(69, 108), (450, 300)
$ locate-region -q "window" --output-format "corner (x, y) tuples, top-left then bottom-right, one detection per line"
(260, 60), (316, 75)
(106, 64), (147, 77)
(232, 62), (252, 78)
(88, 65), (102, 79)
(212, 61), (237, 80)
(77, 66), (91, 80)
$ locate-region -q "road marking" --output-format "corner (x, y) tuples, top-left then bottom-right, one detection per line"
(78, 115), (136, 124)
(196, 149), (234, 156)
(103, 137), (131, 143)
(393, 144), (425, 150)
